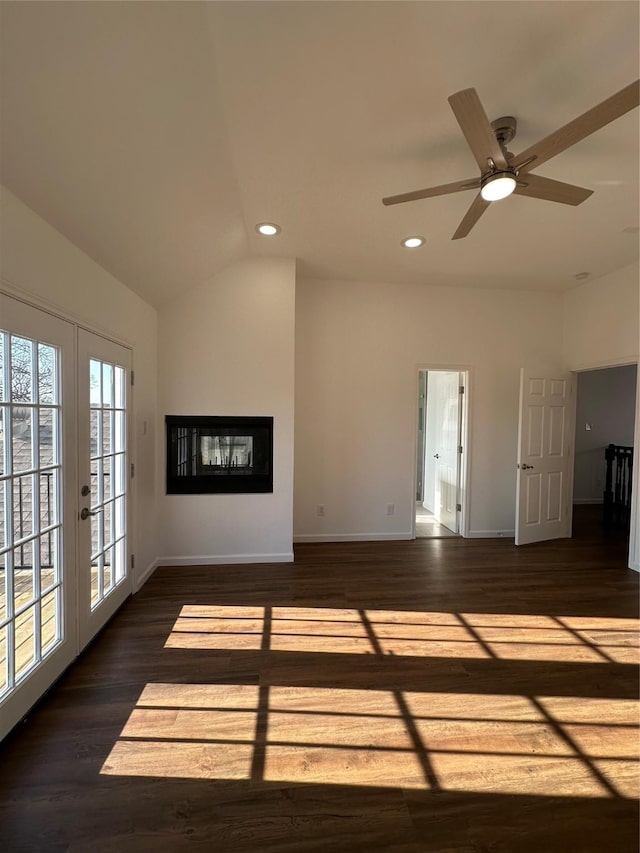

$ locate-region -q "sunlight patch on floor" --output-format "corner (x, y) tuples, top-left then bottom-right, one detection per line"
(163, 605), (640, 665)
(100, 679), (639, 797)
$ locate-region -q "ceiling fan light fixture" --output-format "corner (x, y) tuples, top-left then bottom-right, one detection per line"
(480, 171), (517, 202)
(401, 236), (425, 249)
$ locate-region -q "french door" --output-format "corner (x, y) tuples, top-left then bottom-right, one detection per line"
(77, 329), (132, 649)
(1, 295), (132, 740)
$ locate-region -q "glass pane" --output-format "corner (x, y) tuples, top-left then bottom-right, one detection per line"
(102, 410), (112, 455)
(90, 467), (99, 507)
(0, 407), (4, 475)
(114, 410), (126, 453)
(114, 496), (125, 541)
(39, 408), (56, 467)
(12, 407), (33, 471)
(14, 539), (36, 612)
(103, 546), (113, 593)
(114, 453), (126, 498)
(103, 500), (112, 549)
(15, 603), (35, 680)
(90, 409), (99, 457)
(92, 458), (103, 508)
(39, 472), (55, 534)
(90, 555), (101, 607)
(38, 344), (56, 404)
(102, 363), (114, 408)
(0, 551), (6, 622)
(91, 508), (100, 562)
(13, 474), (34, 541)
(0, 479), (5, 551)
(0, 334), (5, 402)
(11, 337), (34, 403)
(0, 624), (7, 695)
(42, 468), (58, 532)
(115, 366), (126, 409)
(114, 537), (126, 582)
(90, 359), (101, 408)
(103, 456), (113, 501)
(40, 527), (58, 591)
(41, 588), (58, 656)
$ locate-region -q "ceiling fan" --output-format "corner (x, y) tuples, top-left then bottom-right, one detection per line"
(382, 80), (640, 239)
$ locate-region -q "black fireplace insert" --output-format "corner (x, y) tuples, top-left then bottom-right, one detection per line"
(166, 415), (273, 494)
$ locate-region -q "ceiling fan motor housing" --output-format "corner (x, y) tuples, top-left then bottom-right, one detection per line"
(491, 115), (517, 148)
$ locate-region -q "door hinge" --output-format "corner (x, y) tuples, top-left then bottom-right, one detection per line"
(459, 385), (464, 394)
(458, 445), (463, 454)
(456, 503), (462, 512)
(131, 370), (134, 386)
(131, 463), (135, 478)
(131, 554), (135, 569)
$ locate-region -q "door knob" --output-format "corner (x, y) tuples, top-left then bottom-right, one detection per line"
(433, 453), (440, 459)
(81, 485), (90, 496)
(80, 507), (98, 520)
(519, 463), (534, 470)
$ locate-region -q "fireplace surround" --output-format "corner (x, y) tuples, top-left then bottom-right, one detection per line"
(165, 415), (273, 494)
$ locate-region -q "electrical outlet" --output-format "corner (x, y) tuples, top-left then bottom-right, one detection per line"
(386, 503), (395, 516)
(317, 504), (325, 517)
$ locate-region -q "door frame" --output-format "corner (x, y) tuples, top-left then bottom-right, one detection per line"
(412, 365), (471, 539)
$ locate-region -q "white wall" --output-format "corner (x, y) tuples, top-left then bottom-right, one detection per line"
(294, 278), (564, 540)
(0, 186), (158, 585)
(563, 262), (639, 370)
(157, 256), (296, 563)
(574, 365), (637, 503)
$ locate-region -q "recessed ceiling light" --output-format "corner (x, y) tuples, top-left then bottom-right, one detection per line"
(402, 236), (426, 249)
(255, 223), (281, 236)
(574, 272), (590, 281)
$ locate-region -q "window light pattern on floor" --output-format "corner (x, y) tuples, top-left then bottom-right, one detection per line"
(100, 605), (639, 798)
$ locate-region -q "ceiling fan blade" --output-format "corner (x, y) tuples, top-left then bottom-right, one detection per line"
(382, 177), (480, 206)
(514, 174), (593, 205)
(452, 193), (490, 240)
(512, 79), (640, 174)
(448, 89), (509, 171)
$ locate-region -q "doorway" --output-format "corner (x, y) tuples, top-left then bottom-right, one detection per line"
(572, 363), (637, 547)
(0, 293), (133, 740)
(415, 369), (467, 538)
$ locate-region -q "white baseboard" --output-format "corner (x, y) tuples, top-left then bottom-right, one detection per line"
(293, 532), (413, 543)
(573, 499), (603, 505)
(134, 559), (159, 593)
(156, 552), (294, 567)
(466, 530), (515, 539)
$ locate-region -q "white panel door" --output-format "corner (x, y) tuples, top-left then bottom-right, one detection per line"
(433, 371), (461, 533)
(0, 294), (76, 740)
(77, 330), (132, 650)
(515, 368), (573, 546)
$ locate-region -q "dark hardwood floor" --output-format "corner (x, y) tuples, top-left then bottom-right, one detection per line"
(1, 507), (638, 852)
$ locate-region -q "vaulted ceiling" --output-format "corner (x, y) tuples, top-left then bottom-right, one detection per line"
(1, 1), (638, 305)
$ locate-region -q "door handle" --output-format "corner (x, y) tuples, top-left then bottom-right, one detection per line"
(433, 453), (440, 459)
(519, 463), (534, 470)
(80, 507), (99, 520)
